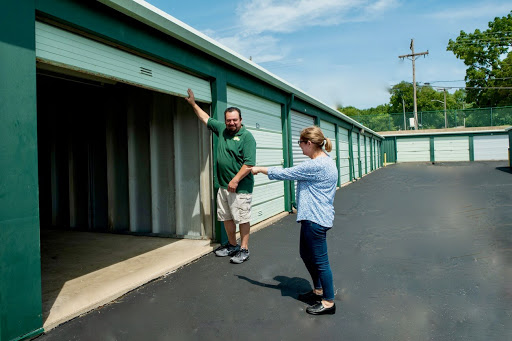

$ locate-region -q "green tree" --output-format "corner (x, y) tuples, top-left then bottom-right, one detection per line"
(447, 11), (512, 107)
(338, 104), (392, 131)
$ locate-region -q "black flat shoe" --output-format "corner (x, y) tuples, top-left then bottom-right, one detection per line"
(306, 302), (336, 315)
(298, 290), (322, 302)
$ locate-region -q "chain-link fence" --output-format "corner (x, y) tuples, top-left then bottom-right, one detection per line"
(350, 106), (512, 132)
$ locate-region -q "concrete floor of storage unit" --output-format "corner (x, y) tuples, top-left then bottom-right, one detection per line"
(39, 212), (288, 331)
(40, 229), (215, 330)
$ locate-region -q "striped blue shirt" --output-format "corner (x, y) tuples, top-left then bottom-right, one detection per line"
(268, 154), (338, 227)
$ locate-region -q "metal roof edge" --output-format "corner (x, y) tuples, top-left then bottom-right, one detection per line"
(97, 0), (383, 139)
(381, 129), (510, 137)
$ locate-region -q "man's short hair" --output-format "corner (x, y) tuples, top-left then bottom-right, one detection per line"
(224, 107), (242, 120)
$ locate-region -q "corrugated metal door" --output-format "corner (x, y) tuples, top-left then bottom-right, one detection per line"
(376, 142), (382, 168)
(291, 111), (316, 195)
(320, 120), (337, 161)
(227, 87), (284, 225)
(434, 136), (469, 161)
(338, 127), (350, 184)
(397, 137), (431, 162)
(474, 135), (509, 160)
(36, 21), (213, 238)
(352, 133), (360, 178)
(359, 134), (365, 175)
(365, 137), (371, 174)
(372, 139), (376, 169)
(35, 21), (212, 102)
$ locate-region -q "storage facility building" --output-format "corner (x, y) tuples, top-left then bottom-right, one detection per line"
(380, 127), (510, 164)
(1, 1), (384, 339)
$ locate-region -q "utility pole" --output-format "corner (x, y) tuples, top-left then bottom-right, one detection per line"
(443, 88), (447, 128)
(399, 39), (428, 130)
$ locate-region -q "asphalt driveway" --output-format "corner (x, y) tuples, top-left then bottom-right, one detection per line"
(36, 161), (512, 341)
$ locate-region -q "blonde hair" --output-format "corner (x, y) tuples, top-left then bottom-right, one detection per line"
(300, 126), (332, 152)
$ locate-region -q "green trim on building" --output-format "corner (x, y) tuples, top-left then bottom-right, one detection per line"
(335, 124), (341, 187)
(348, 128), (354, 181)
(430, 137), (435, 162)
(381, 138), (396, 164)
(281, 95), (292, 212)
(358, 133), (362, 177)
(469, 135), (475, 161)
(0, 2), (44, 341)
(210, 76), (227, 243)
(508, 128), (512, 167)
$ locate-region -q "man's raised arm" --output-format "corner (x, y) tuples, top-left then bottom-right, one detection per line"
(185, 88), (210, 125)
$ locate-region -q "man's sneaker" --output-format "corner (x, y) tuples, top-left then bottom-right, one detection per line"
(214, 243), (240, 257)
(230, 248), (250, 264)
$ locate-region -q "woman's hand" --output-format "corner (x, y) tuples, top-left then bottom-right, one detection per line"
(252, 167), (268, 175)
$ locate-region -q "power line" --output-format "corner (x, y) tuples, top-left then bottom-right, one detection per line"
(425, 77), (512, 84)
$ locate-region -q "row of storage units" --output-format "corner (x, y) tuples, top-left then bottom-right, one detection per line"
(0, 0), (383, 340)
(33, 19), (384, 235)
(2, 1), (384, 339)
(381, 129), (510, 163)
(228, 91), (384, 226)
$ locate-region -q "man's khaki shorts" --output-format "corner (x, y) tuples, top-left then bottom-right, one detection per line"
(216, 188), (252, 225)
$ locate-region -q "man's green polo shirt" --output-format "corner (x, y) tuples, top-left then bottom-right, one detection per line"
(207, 118), (256, 193)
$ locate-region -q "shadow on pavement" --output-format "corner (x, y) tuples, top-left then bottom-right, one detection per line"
(236, 275), (314, 304)
(496, 166), (512, 174)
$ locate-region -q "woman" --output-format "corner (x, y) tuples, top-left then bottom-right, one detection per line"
(252, 126), (338, 315)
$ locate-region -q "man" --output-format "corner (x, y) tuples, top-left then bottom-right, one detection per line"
(185, 88), (256, 264)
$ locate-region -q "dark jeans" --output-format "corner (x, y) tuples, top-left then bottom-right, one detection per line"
(300, 220), (334, 301)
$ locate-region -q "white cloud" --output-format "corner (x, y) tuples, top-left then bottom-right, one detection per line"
(285, 65), (391, 109)
(204, 30), (288, 63)
(206, 0), (398, 67)
(429, 3), (511, 20)
(237, 0), (399, 34)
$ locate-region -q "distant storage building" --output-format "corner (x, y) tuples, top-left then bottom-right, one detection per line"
(380, 127), (510, 164)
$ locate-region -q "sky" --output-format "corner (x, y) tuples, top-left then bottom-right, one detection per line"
(145, 0), (511, 109)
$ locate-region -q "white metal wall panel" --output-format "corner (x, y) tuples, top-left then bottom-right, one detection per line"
(376, 140), (380, 168)
(291, 111), (315, 196)
(474, 135), (509, 160)
(397, 138), (431, 162)
(377, 142), (382, 168)
(434, 136), (469, 161)
(352, 133), (360, 178)
(365, 138), (371, 174)
(359, 135), (365, 175)
(338, 127), (350, 184)
(227, 87), (284, 225)
(35, 21), (212, 102)
(371, 139), (376, 170)
(320, 120), (337, 161)
(291, 111), (315, 167)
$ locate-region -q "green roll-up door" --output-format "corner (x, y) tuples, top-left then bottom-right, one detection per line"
(227, 87), (284, 225)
